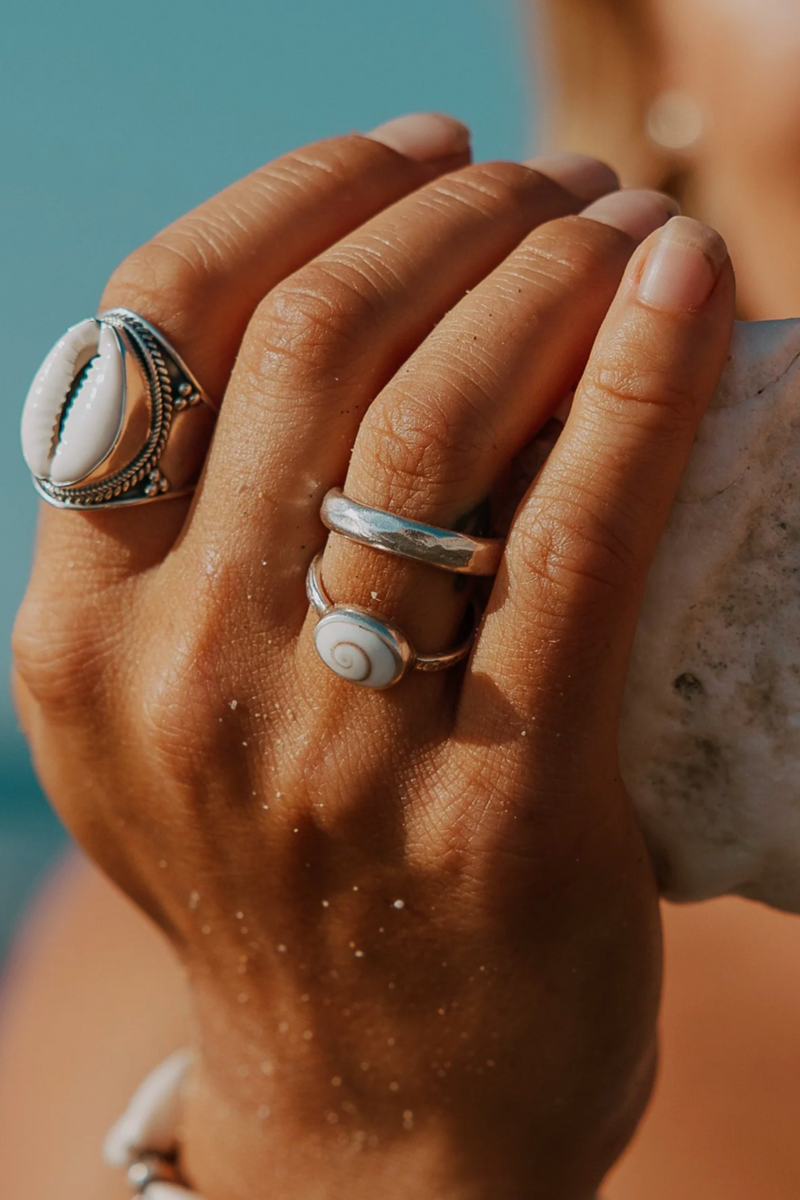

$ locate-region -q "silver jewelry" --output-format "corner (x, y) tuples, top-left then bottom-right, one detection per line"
(321, 487), (504, 575)
(306, 552), (478, 689)
(127, 1153), (182, 1193)
(21, 308), (217, 509)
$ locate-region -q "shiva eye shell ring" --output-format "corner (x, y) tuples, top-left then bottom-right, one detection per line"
(306, 551), (479, 689)
(21, 308), (218, 509)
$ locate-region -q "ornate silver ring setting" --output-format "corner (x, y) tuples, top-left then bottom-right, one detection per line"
(306, 553), (478, 689)
(21, 308), (217, 509)
(321, 487), (505, 575)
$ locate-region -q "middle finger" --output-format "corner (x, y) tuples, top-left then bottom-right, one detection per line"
(182, 154), (619, 626)
(308, 189), (680, 681)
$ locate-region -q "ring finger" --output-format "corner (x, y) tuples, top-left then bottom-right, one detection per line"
(182, 153), (622, 630)
(303, 189), (679, 694)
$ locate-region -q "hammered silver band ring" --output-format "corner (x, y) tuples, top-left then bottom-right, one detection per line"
(306, 552), (478, 689)
(321, 487), (505, 576)
(21, 308), (217, 509)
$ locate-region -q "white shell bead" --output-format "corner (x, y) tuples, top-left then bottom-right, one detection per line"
(144, 1184), (203, 1199)
(102, 1049), (194, 1169)
(21, 318), (126, 484)
(314, 612), (404, 689)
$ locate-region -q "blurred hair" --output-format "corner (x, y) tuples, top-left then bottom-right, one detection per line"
(537, 0), (691, 203)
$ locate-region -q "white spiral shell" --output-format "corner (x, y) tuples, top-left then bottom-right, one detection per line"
(313, 612), (405, 689)
(21, 318), (126, 484)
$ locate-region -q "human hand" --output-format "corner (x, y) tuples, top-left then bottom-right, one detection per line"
(13, 114), (734, 1200)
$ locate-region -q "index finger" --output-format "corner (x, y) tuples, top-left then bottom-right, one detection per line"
(26, 116), (474, 585)
(461, 216), (735, 781)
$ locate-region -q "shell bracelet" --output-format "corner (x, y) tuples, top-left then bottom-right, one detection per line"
(104, 1049), (607, 1198)
(104, 1050), (203, 1198)
(103, 1056), (609, 1195)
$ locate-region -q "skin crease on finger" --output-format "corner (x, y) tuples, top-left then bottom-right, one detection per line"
(13, 0), (800, 1188)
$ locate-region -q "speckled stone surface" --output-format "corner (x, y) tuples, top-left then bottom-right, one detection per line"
(620, 319), (800, 911)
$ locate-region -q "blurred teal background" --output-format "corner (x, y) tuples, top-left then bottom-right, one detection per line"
(0, 0), (534, 957)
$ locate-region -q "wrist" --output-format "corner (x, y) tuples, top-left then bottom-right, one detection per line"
(177, 971), (649, 1200)
(103, 1012), (616, 1200)
(179, 1039), (612, 1200)
(181, 1080), (603, 1200)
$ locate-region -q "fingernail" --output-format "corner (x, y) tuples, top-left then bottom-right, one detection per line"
(367, 112), (471, 163)
(525, 152), (619, 202)
(580, 189), (681, 241)
(638, 216), (728, 312)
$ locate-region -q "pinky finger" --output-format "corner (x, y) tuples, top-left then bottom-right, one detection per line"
(462, 216), (735, 772)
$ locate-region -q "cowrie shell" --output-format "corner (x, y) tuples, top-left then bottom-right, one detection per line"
(313, 610), (407, 689)
(21, 318), (126, 485)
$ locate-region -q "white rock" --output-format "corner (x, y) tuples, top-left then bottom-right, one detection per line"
(620, 318), (800, 911)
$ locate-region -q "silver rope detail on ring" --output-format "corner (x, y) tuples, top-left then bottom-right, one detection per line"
(21, 308), (217, 509)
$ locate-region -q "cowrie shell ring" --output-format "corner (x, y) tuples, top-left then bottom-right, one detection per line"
(21, 308), (217, 508)
(306, 553), (479, 690)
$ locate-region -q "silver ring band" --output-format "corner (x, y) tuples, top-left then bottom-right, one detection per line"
(321, 487), (504, 575)
(22, 308), (217, 509)
(127, 1153), (182, 1193)
(306, 552), (477, 689)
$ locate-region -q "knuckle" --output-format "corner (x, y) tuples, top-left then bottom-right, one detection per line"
(515, 216), (613, 292)
(512, 498), (638, 606)
(11, 594), (113, 713)
(360, 388), (473, 506)
(103, 239), (208, 320)
(426, 324), (512, 408)
(430, 159), (552, 215)
(135, 567), (276, 782)
(270, 133), (393, 191)
(138, 625), (224, 776)
(586, 350), (701, 430)
(248, 266), (372, 384)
